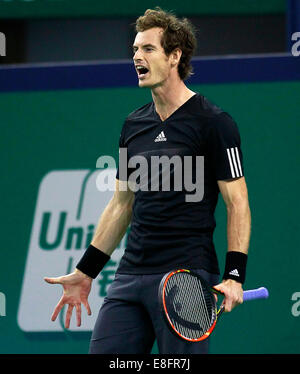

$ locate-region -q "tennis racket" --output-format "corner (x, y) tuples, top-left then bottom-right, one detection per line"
(158, 269), (269, 342)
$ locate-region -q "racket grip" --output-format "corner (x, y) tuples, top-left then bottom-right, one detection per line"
(243, 287), (269, 301)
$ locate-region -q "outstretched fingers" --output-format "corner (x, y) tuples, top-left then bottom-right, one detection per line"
(44, 276), (63, 285)
(75, 303), (82, 327)
(44, 273), (92, 328)
(51, 298), (65, 322)
(65, 304), (74, 329)
(83, 300), (92, 316)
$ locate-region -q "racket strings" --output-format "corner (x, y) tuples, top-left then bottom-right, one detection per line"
(165, 272), (215, 339)
(172, 273), (202, 339)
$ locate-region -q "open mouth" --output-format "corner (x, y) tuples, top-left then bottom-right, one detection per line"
(136, 65), (149, 78)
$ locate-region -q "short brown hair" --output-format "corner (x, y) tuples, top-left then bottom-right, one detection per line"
(135, 7), (197, 81)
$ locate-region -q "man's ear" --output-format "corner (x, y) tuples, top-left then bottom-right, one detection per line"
(170, 48), (182, 67)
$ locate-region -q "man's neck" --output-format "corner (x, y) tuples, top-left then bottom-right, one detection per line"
(151, 79), (196, 122)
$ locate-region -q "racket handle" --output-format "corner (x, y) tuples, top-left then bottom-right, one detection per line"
(243, 287), (269, 301)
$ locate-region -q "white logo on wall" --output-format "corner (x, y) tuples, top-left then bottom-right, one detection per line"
(17, 169), (126, 332)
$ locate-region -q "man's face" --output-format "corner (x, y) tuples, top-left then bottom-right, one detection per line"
(133, 27), (172, 88)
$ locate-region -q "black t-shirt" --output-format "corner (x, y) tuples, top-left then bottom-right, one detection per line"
(115, 93), (244, 275)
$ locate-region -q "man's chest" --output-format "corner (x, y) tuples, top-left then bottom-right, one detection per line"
(125, 117), (205, 161)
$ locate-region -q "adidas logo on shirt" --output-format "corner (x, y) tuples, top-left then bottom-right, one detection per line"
(229, 269), (240, 277)
(154, 131), (167, 142)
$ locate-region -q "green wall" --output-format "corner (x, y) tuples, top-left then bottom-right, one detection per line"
(1, 80), (300, 353)
(0, 0), (285, 19)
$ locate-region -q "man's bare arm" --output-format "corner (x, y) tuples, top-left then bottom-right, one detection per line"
(90, 179), (134, 257)
(218, 176), (251, 255)
(214, 176), (251, 312)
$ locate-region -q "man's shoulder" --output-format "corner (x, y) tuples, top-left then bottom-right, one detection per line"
(189, 93), (224, 119)
(190, 93), (239, 133)
(126, 101), (153, 122)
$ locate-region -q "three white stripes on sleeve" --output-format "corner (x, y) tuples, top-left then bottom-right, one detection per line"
(226, 147), (243, 178)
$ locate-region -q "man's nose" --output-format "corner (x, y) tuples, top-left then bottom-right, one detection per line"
(133, 49), (143, 61)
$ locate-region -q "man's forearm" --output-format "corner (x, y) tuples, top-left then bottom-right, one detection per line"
(226, 198), (251, 254)
(91, 195), (133, 256)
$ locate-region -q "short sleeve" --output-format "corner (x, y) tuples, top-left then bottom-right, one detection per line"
(205, 112), (244, 180)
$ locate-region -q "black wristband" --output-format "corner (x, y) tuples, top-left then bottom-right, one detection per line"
(222, 251), (248, 284)
(76, 245), (110, 279)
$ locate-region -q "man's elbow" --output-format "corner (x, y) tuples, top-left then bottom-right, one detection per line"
(226, 192), (250, 213)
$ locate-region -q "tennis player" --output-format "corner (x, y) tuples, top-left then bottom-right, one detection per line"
(45, 8), (251, 354)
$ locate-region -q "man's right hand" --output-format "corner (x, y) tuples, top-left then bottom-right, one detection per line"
(44, 269), (92, 329)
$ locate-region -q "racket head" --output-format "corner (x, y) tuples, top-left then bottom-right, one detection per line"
(158, 269), (218, 342)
